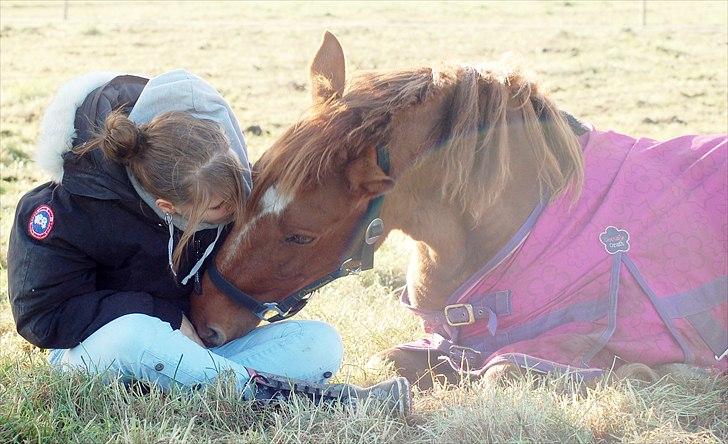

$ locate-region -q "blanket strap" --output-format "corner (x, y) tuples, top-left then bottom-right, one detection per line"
(581, 252), (623, 366)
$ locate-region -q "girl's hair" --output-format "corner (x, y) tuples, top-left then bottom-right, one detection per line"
(78, 110), (247, 271)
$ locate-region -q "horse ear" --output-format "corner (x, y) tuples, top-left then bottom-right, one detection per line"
(309, 31), (346, 103)
(346, 147), (395, 199)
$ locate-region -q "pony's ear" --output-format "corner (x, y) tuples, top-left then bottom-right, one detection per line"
(309, 31), (346, 103)
(346, 147), (395, 199)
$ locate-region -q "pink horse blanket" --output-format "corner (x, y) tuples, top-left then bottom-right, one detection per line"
(400, 128), (728, 377)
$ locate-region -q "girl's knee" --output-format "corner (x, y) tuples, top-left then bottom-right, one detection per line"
(232, 320), (344, 382)
(297, 320), (344, 376)
(97, 313), (170, 351)
(300, 321), (343, 356)
(257, 320), (343, 361)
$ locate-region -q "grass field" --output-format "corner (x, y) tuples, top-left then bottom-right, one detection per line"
(1, 1), (727, 442)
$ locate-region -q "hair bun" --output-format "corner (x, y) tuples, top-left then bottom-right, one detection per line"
(98, 111), (145, 164)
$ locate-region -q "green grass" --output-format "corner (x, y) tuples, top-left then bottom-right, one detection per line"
(1, 1), (727, 442)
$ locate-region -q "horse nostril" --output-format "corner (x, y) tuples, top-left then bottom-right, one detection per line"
(205, 325), (225, 346)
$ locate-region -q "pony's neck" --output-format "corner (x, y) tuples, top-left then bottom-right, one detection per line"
(384, 92), (542, 311)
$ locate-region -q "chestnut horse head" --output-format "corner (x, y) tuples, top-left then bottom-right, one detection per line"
(190, 32), (584, 347)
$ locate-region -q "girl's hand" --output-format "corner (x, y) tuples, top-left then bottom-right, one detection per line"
(180, 315), (206, 347)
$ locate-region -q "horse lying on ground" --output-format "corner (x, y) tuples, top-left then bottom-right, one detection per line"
(191, 32), (727, 388)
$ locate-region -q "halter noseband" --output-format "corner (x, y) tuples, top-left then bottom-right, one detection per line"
(206, 145), (391, 323)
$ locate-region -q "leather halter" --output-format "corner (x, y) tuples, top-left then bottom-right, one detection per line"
(206, 144), (391, 322)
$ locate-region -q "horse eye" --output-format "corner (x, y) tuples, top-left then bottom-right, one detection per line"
(284, 234), (314, 245)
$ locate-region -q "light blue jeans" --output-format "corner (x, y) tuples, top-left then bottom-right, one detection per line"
(48, 314), (343, 392)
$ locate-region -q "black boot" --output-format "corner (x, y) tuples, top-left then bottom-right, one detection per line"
(244, 369), (412, 416)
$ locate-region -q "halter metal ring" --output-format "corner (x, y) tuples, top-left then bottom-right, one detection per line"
(258, 302), (286, 321)
(365, 218), (384, 245)
(340, 258), (363, 274)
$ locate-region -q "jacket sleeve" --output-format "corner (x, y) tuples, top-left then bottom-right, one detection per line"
(7, 187), (184, 349)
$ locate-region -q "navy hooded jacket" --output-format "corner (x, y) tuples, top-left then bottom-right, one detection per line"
(8, 71), (250, 349)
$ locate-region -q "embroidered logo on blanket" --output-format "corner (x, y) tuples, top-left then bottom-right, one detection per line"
(599, 226), (630, 254)
(28, 205), (55, 240)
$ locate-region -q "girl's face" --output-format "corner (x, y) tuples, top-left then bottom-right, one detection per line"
(167, 195), (233, 225)
(199, 197), (235, 224)
(156, 194), (235, 225)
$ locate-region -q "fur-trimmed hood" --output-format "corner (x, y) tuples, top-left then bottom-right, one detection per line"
(34, 69), (252, 198)
(35, 71), (120, 183)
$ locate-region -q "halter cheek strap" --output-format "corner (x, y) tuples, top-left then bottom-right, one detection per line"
(339, 143), (390, 273)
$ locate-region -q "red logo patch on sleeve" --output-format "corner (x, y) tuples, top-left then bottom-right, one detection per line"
(28, 205), (55, 240)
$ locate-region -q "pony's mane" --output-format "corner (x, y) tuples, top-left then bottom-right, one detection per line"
(248, 64), (583, 220)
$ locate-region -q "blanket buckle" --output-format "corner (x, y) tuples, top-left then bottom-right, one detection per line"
(444, 303), (475, 327)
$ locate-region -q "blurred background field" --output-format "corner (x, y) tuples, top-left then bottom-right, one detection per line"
(1, 1), (727, 442)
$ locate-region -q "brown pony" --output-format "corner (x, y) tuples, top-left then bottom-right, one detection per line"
(190, 32), (727, 386)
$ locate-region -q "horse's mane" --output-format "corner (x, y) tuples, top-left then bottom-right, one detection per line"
(248, 64), (583, 221)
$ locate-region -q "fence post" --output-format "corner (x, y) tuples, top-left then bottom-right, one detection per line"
(64, 0), (68, 20)
(641, 0), (646, 27)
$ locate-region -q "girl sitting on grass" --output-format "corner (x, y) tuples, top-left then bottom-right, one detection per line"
(7, 70), (410, 414)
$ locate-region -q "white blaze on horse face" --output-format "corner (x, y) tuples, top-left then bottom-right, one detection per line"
(259, 186), (292, 217)
(221, 185), (291, 265)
